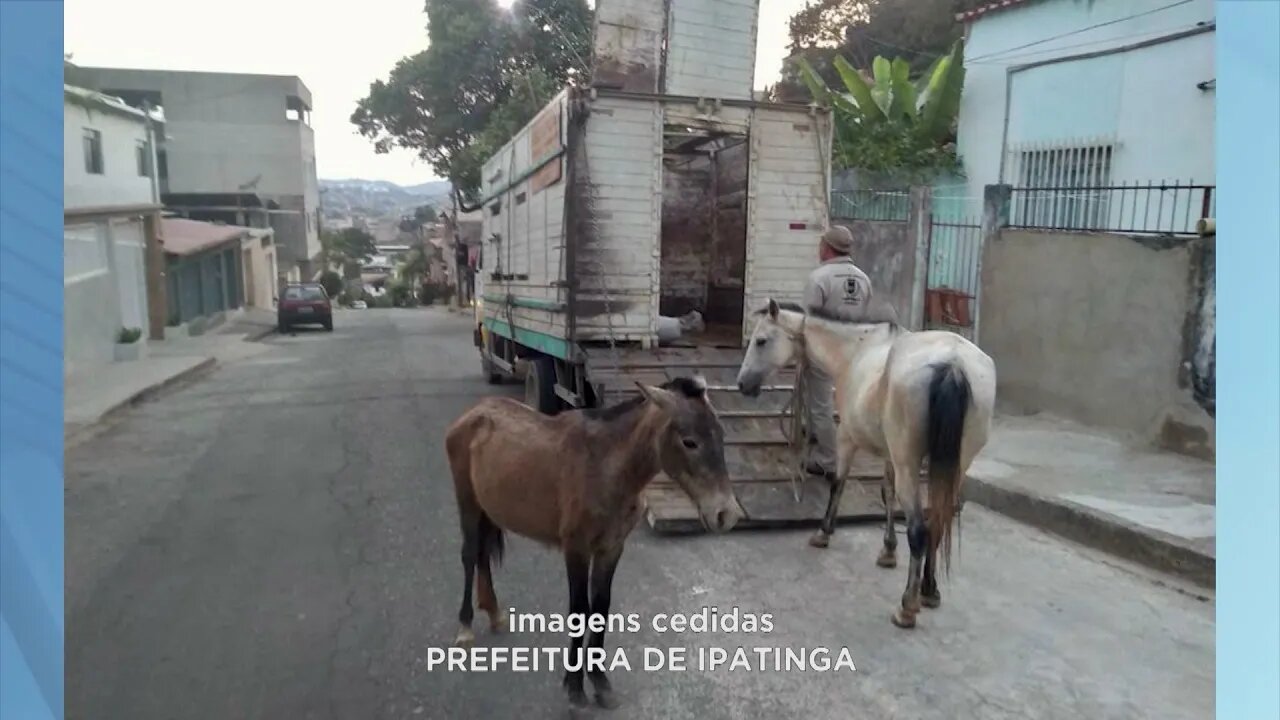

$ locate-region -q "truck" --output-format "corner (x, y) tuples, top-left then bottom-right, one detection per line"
(468, 0), (890, 530)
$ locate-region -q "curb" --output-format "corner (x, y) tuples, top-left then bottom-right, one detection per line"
(244, 325), (277, 342)
(65, 357), (217, 447)
(963, 476), (1214, 589)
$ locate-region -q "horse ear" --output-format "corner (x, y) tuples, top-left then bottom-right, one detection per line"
(768, 298), (779, 319)
(635, 382), (678, 414)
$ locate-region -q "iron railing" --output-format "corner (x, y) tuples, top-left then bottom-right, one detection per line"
(1009, 182), (1215, 237)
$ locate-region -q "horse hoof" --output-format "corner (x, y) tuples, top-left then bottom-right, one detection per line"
(454, 626), (476, 646)
(595, 688), (620, 710)
(891, 609), (917, 629)
(808, 531), (830, 549)
(876, 551), (897, 568)
(490, 609), (509, 633)
(921, 592), (941, 609)
(566, 688), (590, 710)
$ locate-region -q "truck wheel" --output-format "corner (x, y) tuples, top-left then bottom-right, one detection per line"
(480, 353), (502, 385)
(525, 356), (560, 415)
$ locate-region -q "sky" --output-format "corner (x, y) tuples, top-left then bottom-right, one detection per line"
(64, 0), (809, 186)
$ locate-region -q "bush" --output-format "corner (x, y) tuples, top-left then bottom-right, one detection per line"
(419, 281), (453, 306)
(389, 282), (414, 307)
(117, 327), (143, 344)
(319, 270), (344, 299)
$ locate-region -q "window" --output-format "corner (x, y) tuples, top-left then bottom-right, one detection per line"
(157, 149), (169, 180)
(284, 285), (326, 301)
(83, 128), (104, 175)
(1013, 142), (1114, 229)
(136, 140), (152, 177)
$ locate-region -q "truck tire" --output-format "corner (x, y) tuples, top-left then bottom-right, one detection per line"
(480, 353), (502, 385)
(525, 356), (560, 415)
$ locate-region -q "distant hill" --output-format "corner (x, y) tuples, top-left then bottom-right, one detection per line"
(319, 178), (452, 225)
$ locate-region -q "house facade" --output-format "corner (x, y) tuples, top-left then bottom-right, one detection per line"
(956, 0), (1216, 217)
(160, 218), (250, 328)
(63, 84), (163, 376)
(67, 65), (321, 285)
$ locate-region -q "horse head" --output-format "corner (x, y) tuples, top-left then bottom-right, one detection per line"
(636, 376), (745, 533)
(737, 298), (804, 398)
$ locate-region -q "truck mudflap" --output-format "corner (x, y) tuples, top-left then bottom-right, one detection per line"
(583, 346), (913, 534)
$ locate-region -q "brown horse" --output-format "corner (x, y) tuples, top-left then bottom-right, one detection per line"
(445, 376), (745, 709)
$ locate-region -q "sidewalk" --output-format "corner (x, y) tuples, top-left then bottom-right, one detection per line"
(65, 308), (276, 442)
(966, 414), (1215, 588)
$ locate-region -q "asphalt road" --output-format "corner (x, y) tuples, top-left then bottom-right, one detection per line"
(66, 308), (1214, 720)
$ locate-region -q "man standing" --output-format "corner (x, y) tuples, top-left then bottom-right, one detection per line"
(802, 225), (874, 477)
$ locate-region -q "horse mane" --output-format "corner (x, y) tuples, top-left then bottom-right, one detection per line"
(755, 300), (903, 332)
(582, 376), (707, 422)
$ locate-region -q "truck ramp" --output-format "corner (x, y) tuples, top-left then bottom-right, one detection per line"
(585, 346), (922, 534)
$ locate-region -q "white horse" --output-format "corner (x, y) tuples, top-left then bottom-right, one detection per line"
(736, 299), (996, 629)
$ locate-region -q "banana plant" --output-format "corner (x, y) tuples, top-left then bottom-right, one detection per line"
(798, 39), (965, 142)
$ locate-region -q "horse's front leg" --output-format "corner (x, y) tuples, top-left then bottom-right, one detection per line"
(562, 551), (591, 708)
(586, 544), (625, 709)
(809, 432), (855, 548)
(877, 461), (898, 568)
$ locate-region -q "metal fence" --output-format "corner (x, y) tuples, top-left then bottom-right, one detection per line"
(830, 188), (911, 222)
(924, 217), (982, 341)
(1009, 182), (1215, 237)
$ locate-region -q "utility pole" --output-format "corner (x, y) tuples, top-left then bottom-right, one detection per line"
(140, 99), (167, 340)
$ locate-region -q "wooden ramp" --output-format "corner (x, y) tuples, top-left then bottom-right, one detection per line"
(585, 345), (918, 534)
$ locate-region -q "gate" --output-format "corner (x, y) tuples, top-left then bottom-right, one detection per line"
(924, 216), (982, 341)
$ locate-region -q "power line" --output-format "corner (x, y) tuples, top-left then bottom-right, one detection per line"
(965, 0), (1198, 63)
(966, 21), (1212, 65)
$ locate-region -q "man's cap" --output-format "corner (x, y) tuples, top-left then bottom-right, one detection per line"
(821, 226), (853, 254)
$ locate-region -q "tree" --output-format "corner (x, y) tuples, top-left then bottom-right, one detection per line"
(352, 0), (592, 203)
(774, 0), (986, 101)
(397, 247), (430, 284)
(321, 227), (378, 269)
(796, 40), (966, 177)
(413, 204), (437, 226)
(399, 203), (440, 235)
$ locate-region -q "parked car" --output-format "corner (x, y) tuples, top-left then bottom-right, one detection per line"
(351, 300), (368, 310)
(278, 283), (333, 332)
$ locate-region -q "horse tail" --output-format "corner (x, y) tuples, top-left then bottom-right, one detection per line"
(926, 360), (971, 576)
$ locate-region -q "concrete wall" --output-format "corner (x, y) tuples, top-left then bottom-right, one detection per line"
(980, 228), (1214, 458)
(109, 219), (148, 331)
(830, 218), (919, 327)
(241, 234), (278, 310)
(65, 221), (147, 376)
(64, 98), (155, 209)
(958, 0), (1216, 203)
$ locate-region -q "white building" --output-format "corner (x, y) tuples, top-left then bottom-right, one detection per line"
(67, 65), (322, 283)
(956, 0), (1216, 227)
(63, 84), (162, 376)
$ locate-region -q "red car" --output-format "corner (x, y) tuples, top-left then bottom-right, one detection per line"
(277, 283), (333, 332)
